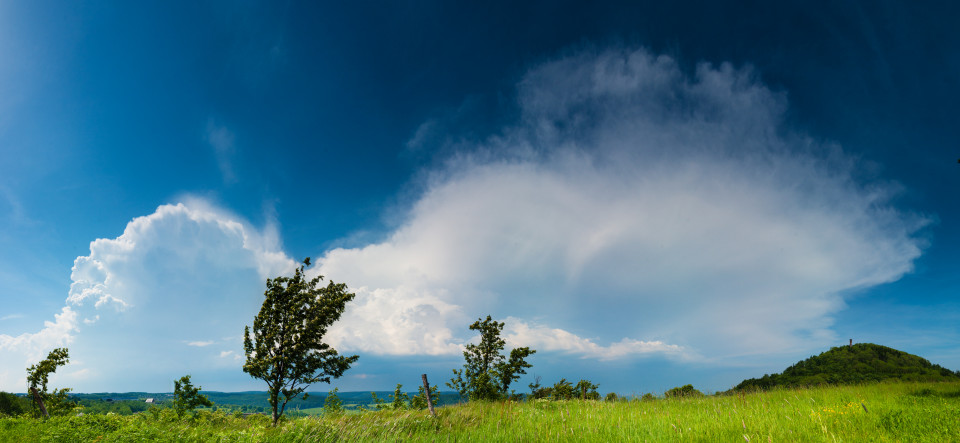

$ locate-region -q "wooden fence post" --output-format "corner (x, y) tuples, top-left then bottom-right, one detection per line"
(421, 374), (436, 418)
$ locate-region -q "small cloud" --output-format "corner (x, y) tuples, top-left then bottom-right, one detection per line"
(352, 373), (372, 379)
(0, 313), (24, 321)
(0, 185), (33, 226)
(94, 294), (128, 311)
(206, 119), (237, 184)
(503, 317), (687, 361)
(64, 368), (91, 380)
(219, 350), (243, 361)
(83, 315), (100, 325)
(188, 341), (215, 347)
(405, 119), (438, 152)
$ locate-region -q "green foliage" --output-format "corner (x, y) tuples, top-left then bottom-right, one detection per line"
(0, 392), (31, 417)
(447, 315), (536, 401)
(172, 375), (213, 418)
(664, 384), (703, 398)
(243, 257), (359, 425)
(71, 397), (151, 416)
(604, 392), (619, 402)
(370, 392), (389, 410)
(527, 375), (543, 397)
(447, 369), (469, 400)
(410, 384), (440, 410)
(389, 384), (410, 410)
(640, 393), (656, 402)
(323, 388), (343, 415)
(550, 378), (574, 400)
(530, 387), (552, 399)
(3, 382), (959, 441)
(529, 376), (599, 401)
(732, 343), (960, 392)
(527, 375), (557, 400)
(26, 348), (75, 417)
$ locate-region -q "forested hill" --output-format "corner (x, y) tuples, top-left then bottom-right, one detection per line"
(732, 343), (960, 391)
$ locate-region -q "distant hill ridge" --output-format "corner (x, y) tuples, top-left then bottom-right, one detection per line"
(733, 343), (960, 392)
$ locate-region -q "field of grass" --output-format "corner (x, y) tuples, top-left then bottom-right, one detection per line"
(1, 381), (958, 442)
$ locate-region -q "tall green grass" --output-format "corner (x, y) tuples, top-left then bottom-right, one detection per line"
(2, 381), (957, 441)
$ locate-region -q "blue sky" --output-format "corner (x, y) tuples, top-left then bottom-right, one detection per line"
(1, 1), (958, 395)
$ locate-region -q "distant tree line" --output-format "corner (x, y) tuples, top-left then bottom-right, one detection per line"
(527, 376), (601, 400)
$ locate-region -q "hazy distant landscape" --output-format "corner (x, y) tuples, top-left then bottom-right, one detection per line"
(65, 390), (465, 415)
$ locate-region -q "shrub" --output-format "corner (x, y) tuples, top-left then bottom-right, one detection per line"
(172, 375), (213, 418)
(410, 384), (440, 410)
(389, 384), (410, 410)
(574, 379), (600, 400)
(664, 384), (703, 398)
(0, 392), (31, 417)
(551, 379), (574, 400)
(323, 388), (343, 415)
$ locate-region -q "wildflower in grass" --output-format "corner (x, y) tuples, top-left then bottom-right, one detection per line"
(819, 400), (864, 416)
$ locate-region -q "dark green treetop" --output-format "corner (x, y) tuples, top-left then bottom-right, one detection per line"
(574, 379), (600, 400)
(664, 384), (704, 398)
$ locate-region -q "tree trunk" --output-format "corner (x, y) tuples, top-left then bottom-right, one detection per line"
(30, 387), (49, 418)
(269, 387), (280, 426)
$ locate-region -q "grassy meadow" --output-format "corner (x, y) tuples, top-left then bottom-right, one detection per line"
(1, 381), (958, 442)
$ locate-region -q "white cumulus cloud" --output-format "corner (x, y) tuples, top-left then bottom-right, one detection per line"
(0, 306), (78, 359)
(503, 317), (686, 361)
(0, 306), (79, 389)
(0, 200), (297, 391)
(319, 46), (927, 363)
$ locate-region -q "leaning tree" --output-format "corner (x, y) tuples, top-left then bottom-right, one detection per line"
(26, 347), (74, 418)
(243, 257), (358, 425)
